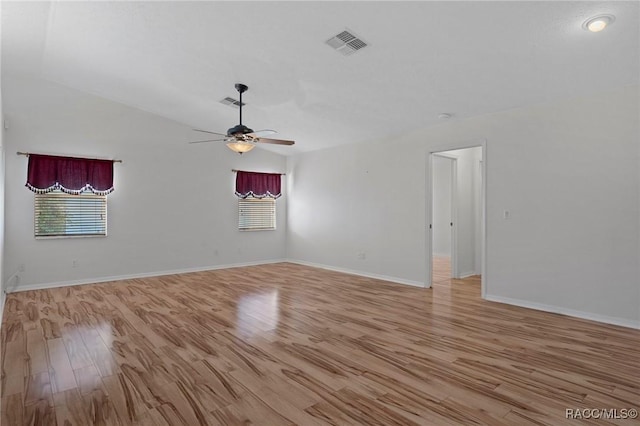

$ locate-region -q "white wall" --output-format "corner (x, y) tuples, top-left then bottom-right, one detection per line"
(0, 29), (5, 318)
(286, 140), (427, 287)
(0, 137), (4, 314)
(432, 155), (452, 256)
(0, 67), (4, 319)
(3, 76), (287, 289)
(288, 86), (640, 327)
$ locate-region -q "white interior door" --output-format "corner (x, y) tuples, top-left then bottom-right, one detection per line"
(431, 154), (457, 282)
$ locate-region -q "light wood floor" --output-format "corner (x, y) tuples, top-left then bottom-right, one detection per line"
(1, 263), (639, 425)
(432, 256), (452, 283)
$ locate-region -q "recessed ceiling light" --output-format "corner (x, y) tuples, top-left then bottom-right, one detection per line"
(438, 113), (452, 120)
(583, 15), (615, 32)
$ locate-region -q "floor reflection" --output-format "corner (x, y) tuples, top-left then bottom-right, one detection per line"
(236, 290), (280, 336)
(94, 321), (114, 349)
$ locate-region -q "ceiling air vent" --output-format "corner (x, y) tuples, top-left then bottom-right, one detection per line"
(219, 97), (245, 108)
(325, 29), (368, 56)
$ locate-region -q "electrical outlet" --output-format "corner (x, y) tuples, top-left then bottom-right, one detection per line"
(357, 252), (366, 260)
(18, 263), (25, 272)
(72, 260), (79, 268)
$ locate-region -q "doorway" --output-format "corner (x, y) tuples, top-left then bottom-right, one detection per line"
(432, 154), (457, 283)
(427, 141), (486, 297)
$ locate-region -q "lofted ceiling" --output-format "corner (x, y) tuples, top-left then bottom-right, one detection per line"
(2, 1), (638, 155)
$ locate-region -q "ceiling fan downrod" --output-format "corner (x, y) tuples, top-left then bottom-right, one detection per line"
(226, 83), (253, 136)
(235, 83), (248, 126)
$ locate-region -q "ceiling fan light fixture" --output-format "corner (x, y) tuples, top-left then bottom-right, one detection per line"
(226, 140), (255, 154)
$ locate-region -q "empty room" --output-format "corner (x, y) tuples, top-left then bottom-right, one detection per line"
(1, 1), (639, 425)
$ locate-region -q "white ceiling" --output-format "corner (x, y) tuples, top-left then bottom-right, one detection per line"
(2, 1), (638, 155)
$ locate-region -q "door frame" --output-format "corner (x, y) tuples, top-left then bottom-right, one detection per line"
(426, 138), (487, 299)
(432, 153), (458, 279)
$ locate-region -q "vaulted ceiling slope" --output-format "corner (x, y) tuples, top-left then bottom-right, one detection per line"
(2, 1), (638, 154)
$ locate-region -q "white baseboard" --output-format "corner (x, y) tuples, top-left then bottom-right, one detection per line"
(459, 271), (478, 279)
(287, 259), (425, 288)
(485, 294), (640, 330)
(9, 259), (288, 293)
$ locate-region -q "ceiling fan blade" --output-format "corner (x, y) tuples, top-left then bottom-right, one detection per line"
(188, 138), (227, 144)
(255, 137), (295, 146)
(246, 129), (277, 138)
(192, 128), (228, 136)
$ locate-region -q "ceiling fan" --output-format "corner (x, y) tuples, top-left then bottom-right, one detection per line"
(189, 83), (295, 154)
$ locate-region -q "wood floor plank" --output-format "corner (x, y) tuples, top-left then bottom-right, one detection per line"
(74, 365), (104, 395)
(374, 391), (462, 426)
(228, 366), (317, 411)
(2, 330), (27, 391)
(148, 405), (188, 426)
(53, 388), (92, 426)
(223, 391), (294, 426)
(249, 384), (329, 426)
(47, 337), (78, 393)
(24, 371), (53, 407)
(1, 392), (24, 426)
(83, 388), (122, 426)
(26, 328), (50, 377)
(23, 398), (56, 426)
(101, 373), (151, 426)
(2, 261), (639, 426)
(1, 373), (24, 401)
(189, 359), (247, 409)
(152, 381), (211, 426)
(62, 327), (97, 371)
(78, 327), (121, 378)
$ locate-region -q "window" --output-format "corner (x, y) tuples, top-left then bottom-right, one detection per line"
(238, 197), (275, 231)
(35, 191), (107, 238)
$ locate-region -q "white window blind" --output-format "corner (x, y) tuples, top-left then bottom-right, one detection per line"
(35, 191), (107, 238)
(238, 197), (275, 231)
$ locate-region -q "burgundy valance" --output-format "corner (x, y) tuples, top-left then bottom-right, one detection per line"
(235, 171), (281, 199)
(26, 154), (115, 195)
